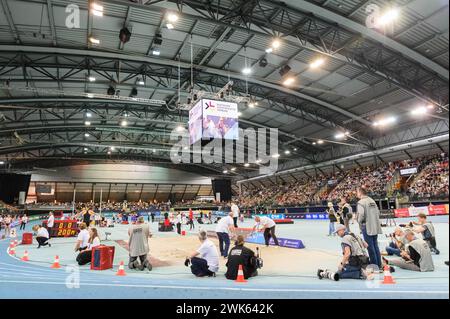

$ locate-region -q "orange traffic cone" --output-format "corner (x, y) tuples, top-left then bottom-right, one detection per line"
(116, 261), (126, 276)
(21, 250), (29, 261)
(235, 265), (247, 283)
(381, 265), (395, 284)
(51, 255), (61, 269)
(8, 246), (16, 256)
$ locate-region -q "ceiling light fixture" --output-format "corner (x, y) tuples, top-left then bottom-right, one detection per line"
(310, 58), (325, 69)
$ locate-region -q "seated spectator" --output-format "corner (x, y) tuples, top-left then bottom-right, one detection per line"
(36, 225), (51, 248)
(383, 229), (434, 272)
(76, 227), (101, 266)
(185, 230), (219, 277)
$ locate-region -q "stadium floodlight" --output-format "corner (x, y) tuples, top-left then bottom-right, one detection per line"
(242, 68), (252, 75)
(373, 116), (397, 127)
(89, 37), (100, 45)
(411, 107), (428, 116)
(377, 8), (400, 27)
(310, 58), (325, 69)
(283, 77), (296, 86)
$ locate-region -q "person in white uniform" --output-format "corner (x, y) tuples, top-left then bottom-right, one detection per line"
(252, 216), (280, 247)
(215, 212), (235, 258)
(186, 230), (219, 277)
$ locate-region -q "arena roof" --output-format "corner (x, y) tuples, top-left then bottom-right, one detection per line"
(0, 0), (448, 182)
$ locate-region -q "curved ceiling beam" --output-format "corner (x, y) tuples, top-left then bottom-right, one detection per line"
(282, 0), (448, 80)
(0, 45), (371, 126)
(167, 0), (448, 105)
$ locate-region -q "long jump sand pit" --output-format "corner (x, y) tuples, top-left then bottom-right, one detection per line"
(142, 235), (340, 275)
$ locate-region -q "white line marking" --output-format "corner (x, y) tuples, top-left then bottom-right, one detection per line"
(0, 280), (447, 295)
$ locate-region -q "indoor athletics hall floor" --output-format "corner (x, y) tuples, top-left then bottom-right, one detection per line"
(1, 216), (448, 299)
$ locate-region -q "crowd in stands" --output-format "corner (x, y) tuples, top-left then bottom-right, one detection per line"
(237, 153), (449, 208)
(407, 154), (449, 200)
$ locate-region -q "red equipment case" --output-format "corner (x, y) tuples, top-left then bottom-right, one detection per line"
(22, 232), (33, 245)
(91, 245), (115, 270)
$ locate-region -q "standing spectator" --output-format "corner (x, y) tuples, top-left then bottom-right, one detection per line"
(356, 187), (383, 268)
(3, 215), (11, 237)
(20, 214), (28, 231)
(46, 212), (54, 238)
(188, 209), (194, 230)
(128, 216), (152, 271)
(231, 202), (240, 228)
(326, 202), (337, 236)
(176, 212), (182, 235)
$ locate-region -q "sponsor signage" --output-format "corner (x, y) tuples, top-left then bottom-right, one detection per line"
(399, 167), (418, 176)
(245, 232), (305, 249)
(394, 205), (449, 218)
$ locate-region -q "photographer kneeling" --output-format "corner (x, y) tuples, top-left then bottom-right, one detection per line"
(318, 225), (370, 281)
(225, 235), (259, 280)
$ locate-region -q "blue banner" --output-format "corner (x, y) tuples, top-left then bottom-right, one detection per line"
(245, 232), (305, 249)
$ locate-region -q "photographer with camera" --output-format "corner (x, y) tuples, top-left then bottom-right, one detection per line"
(384, 227), (407, 257)
(383, 229), (434, 272)
(225, 235), (260, 280)
(411, 213), (440, 255)
(318, 224), (370, 281)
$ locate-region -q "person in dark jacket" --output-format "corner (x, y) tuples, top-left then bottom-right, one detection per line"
(225, 235), (258, 280)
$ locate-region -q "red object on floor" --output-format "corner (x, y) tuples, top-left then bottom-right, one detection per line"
(91, 245), (115, 270)
(274, 219), (294, 224)
(181, 230), (186, 236)
(21, 233), (33, 245)
(121, 221), (129, 225)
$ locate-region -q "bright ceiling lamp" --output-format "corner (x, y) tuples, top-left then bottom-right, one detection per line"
(373, 116), (397, 127)
(138, 80), (145, 86)
(335, 131), (350, 139)
(282, 76), (296, 87)
(272, 153), (280, 158)
(310, 58), (325, 69)
(244, 163), (250, 167)
(176, 125), (185, 132)
(411, 107), (428, 116)
(91, 3), (103, 16)
(242, 67), (252, 75)
(84, 121), (91, 126)
(167, 13), (179, 23)
(266, 38), (281, 53)
(120, 120), (128, 127)
(223, 170), (229, 174)
(84, 133), (90, 137)
(89, 37), (100, 45)
(317, 140), (324, 145)
(231, 167), (236, 172)
(284, 150), (291, 155)
(88, 76), (96, 82)
(377, 8), (400, 27)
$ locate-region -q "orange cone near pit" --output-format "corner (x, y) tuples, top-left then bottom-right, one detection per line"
(235, 265), (247, 283)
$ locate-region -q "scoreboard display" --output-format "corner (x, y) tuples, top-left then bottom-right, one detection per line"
(44, 220), (79, 237)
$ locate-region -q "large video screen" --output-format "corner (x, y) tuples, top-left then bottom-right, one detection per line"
(188, 99), (239, 144)
(202, 99), (239, 140)
(189, 100), (203, 145)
